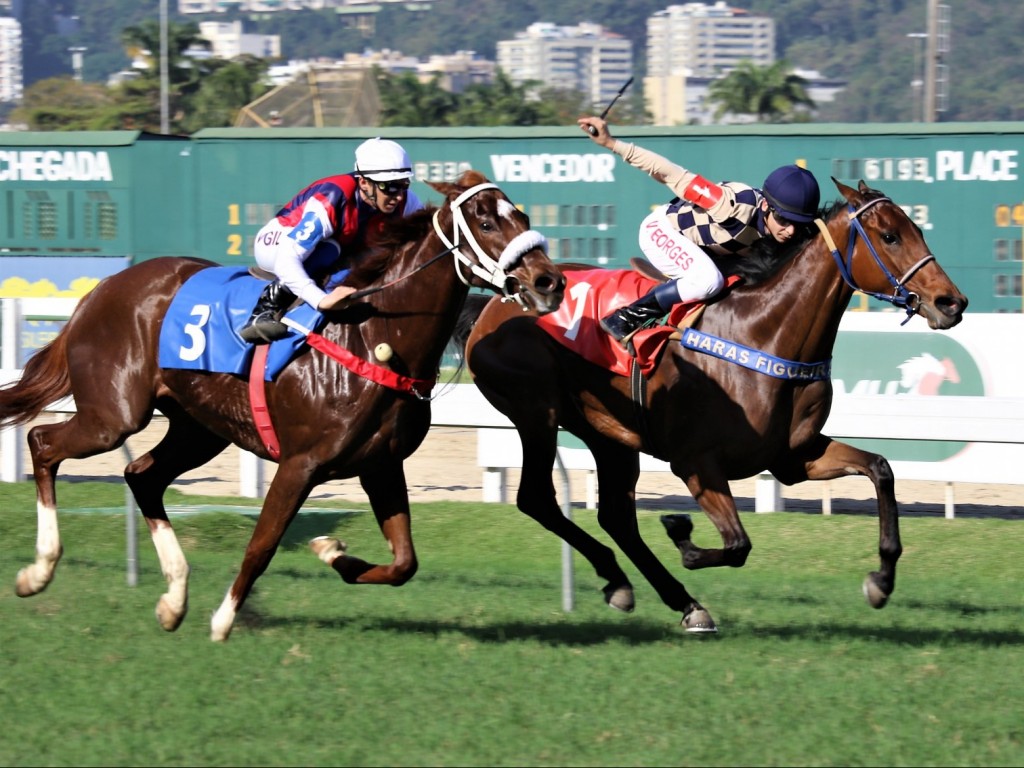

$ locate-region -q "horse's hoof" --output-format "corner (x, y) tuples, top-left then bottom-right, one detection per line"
(310, 536), (347, 565)
(155, 595), (186, 632)
(682, 608), (718, 634)
(15, 566), (48, 597)
(603, 583), (635, 613)
(863, 574), (890, 609)
(660, 513), (693, 544)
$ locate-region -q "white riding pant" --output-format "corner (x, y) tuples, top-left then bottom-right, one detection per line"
(637, 205), (725, 303)
(253, 219), (342, 309)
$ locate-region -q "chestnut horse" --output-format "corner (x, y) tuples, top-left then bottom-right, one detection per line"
(463, 179), (967, 633)
(1, 171), (565, 642)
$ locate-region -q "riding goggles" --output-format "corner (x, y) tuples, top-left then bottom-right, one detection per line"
(371, 179), (411, 195)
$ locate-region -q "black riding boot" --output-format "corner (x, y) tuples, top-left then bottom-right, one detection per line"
(238, 281), (297, 343)
(599, 281), (680, 343)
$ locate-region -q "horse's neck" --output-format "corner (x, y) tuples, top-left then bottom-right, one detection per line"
(703, 227), (853, 362)
(329, 239), (466, 376)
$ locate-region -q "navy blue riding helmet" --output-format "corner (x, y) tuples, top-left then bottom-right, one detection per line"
(761, 165), (821, 223)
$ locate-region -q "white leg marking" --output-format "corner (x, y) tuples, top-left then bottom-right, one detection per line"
(210, 590), (238, 643)
(151, 523), (190, 630)
(15, 500), (62, 595)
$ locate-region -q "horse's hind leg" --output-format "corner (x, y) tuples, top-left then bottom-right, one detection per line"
(123, 409), (230, 631)
(16, 410), (145, 597)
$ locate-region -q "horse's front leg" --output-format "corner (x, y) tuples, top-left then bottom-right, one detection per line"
(781, 436), (901, 608)
(311, 459), (418, 586)
(210, 458), (313, 642)
(664, 460), (752, 570)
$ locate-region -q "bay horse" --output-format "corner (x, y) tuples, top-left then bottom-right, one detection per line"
(463, 178), (967, 633)
(0, 170), (565, 642)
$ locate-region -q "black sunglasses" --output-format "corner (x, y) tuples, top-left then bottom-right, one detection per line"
(371, 179), (410, 195)
(769, 206), (805, 229)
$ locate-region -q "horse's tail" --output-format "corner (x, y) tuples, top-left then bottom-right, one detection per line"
(0, 332), (72, 428)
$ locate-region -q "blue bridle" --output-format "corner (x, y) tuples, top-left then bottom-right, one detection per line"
(815, 195), (936, 325)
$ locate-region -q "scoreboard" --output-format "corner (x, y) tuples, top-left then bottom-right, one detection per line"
(1, 122), (1022, 312)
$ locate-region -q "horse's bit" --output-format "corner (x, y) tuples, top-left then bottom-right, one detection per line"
(432, 182), (548, 309)
(814, 196), (935, 324)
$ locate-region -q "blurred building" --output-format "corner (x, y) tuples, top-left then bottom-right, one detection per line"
(497, 22), (632, 108)
(198, 20), (281, 59)
(0, 16), (22, 103)
(178, 0), (436, 13)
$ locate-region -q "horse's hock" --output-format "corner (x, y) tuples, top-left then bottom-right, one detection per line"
(4, 414), (1019, 516)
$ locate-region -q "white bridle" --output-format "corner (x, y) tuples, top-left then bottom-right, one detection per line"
(431, 182), (548, 304)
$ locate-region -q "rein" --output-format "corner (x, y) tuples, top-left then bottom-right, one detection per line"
(813, 196), (935, 325)
(342, 246), (458, 302)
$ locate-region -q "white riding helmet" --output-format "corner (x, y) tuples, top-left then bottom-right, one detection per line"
(354, 137), (414, 182)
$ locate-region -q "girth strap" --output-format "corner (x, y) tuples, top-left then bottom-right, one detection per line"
(248, 344), (282, 460)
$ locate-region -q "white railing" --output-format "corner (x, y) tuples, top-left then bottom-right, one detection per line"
(3, 298), (1023, 520)
(469, 386), (1024, 519)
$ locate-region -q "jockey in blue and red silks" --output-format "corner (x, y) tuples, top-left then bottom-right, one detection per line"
(239, 137), (425, 343)
(577, 115), (822, 345)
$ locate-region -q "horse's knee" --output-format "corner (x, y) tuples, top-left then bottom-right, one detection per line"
(725, 540), (752, 567)
(869, 454), (895, 486)
(390, 556), (418, 586)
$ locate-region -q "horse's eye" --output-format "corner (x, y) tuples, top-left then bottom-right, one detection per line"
(478, 221), (494, 232)
(882, 232), (898, 245)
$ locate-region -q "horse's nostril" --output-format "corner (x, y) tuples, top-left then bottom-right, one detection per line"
(537, 274), (563, 295)
(937, 295), (968, 317)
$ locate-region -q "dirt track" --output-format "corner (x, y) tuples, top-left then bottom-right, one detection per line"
(10, 417), (1022, 519)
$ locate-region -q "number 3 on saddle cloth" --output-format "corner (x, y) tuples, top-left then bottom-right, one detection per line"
(157, 266), (324, 380)
(535, 268), (740, 378)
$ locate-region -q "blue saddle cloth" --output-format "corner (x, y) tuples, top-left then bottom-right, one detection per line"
(158, 266), (325, 380)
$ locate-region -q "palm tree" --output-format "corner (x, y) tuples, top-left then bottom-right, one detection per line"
(378, 71), (457, 127)
(708, 61), (816, 123)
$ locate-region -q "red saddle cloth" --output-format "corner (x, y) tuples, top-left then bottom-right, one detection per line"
(535, 268), (711, 378)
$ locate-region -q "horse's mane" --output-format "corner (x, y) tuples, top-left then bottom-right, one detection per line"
(713, 197), (850, 287)
(347, 204), (439, 286)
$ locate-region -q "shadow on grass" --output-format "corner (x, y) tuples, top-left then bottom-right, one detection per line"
(237, 603), (1024, 648)
(245, 612), (681, 646)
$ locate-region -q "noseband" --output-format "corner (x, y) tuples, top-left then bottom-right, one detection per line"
(814, 196), (935, 324)
(431, 182), (548, 309)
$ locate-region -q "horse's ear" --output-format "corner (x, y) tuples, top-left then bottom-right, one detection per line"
(426, 170), (494, 201)
(831, 176), (859, 205)
(427, 179), (458, 199)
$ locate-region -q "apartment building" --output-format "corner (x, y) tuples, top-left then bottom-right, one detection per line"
(0, 15), (22, 103)
(645, 1), (774, 125)
(198, 20), (281, 59)
(496, 22), (632, 108)
(178, 0), (434, 12)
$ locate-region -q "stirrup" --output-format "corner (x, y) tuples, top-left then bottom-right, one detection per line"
(600, 311), (647, 344)
(239, 314), (289, 343)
